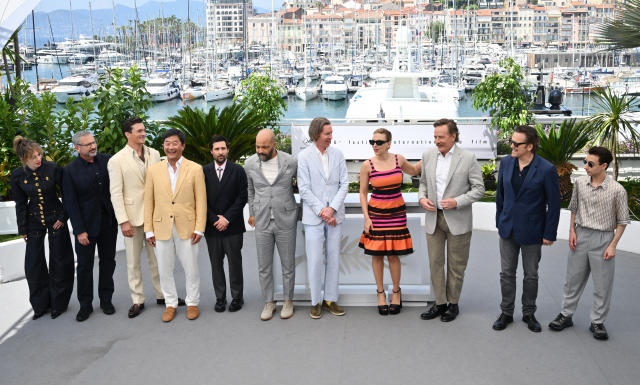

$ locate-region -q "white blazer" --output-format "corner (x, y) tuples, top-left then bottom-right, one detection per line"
(297, 144), (349, 226)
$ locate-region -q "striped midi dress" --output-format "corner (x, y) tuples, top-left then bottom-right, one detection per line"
(358, 155), (413, 256)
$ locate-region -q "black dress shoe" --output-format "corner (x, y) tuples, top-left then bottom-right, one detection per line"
(522, 314), (541, 332)
(376, 290), (389, 316)
(214, 298), (227, 312)
(548, 313), (573, 331)
(389, 288), (403, 315)
(492, 313), (513, 330)
(228, 298), (244, 312)
(156, 298), (186, 306)
(32, 308), (50, 320)
(420, 304), (447, 320)
(441, 303), (459, 322)
(589, 323), (609, 340)
(51, 308), (66, 319)
(76, 307), (93, 322)
(101, 302), (116, 315)
(128, 303), (145, 319)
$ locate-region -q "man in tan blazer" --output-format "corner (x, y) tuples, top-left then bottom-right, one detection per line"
(144, 128), (207, 322)
(109, 117), (168, 319)
(418, 119), (484, 323)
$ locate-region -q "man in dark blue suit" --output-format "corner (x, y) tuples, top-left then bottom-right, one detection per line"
(63, 131), (118, 322)
(493, 125), (561, 332)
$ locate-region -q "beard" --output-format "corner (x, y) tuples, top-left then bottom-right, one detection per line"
(258, 148), (274, 162)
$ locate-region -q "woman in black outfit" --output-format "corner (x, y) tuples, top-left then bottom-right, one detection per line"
(10, 136), (74, 319)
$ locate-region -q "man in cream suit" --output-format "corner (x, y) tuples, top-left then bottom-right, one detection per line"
(297, 117), (348, 319)
(245, 129), (298, 321)
(109, 117), (171, 319)
(144, 129), (207, 322)
(419, 118), (484, 322)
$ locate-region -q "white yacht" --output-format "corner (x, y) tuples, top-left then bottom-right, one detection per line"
(180, 80), (206, 101)
(52, 74), (97, 103)
(321, 76), (348, 100)
(205, 81), (234, 102)
(295, 79), (318, 101)
(146, 76), (180, 102)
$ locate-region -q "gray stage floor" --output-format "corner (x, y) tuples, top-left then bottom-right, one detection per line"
(1, 230), (639, 385)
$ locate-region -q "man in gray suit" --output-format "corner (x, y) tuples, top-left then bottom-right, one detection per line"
(419, 118), (485, 322)
(297, 117), (349, 319)
(245, 129), (298, 321)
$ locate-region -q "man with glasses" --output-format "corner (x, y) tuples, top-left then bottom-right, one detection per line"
(493, 125), (561, 332)
(548, 147), (629, 340)
(63, 131), (118, 322)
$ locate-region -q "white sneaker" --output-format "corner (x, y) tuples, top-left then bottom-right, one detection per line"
(280, 300), (294, 319)
(260, 302), (276, 321)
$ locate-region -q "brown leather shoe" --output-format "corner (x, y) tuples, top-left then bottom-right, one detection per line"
(186, 306), (199, 320)
(162, 307), (177, 322)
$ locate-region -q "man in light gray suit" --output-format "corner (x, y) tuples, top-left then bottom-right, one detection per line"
(297, 117), (349, 319)
(418, 118), (484, 322)
(245, 129), (298, 321)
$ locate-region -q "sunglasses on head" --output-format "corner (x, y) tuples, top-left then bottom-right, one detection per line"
(369, 139), (389, 146)
(583, 159), (598, 168)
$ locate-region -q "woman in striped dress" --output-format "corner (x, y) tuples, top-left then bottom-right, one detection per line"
(358, 128), (421, 315)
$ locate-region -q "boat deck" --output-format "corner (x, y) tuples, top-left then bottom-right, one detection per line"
(1, 230), (639, 385)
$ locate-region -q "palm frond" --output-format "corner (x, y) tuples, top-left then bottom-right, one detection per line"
(536, 119), (593, 166)
(595, 0), (640, 49)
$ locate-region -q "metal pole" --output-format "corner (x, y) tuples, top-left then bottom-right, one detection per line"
(31, 10), (39, 91)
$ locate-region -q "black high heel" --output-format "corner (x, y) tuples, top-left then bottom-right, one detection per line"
(389, 288), (402, 315)
(377, 289), (389, 315)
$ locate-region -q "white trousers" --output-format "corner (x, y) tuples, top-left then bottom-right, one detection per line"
(155, 224), (200, 307)
(124, 225), (163, 304)
(304, 222), (342, 306)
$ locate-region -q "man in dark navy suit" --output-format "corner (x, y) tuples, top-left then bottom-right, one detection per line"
(493, 125), (561, 333)
(203, 135), (248, 313)
(63, 131), (118, 322)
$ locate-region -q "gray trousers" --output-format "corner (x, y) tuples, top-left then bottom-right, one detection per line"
(205, 233), (244, 301)
(561, 226), (615, 324)
(256, 219), (296, 303)
(499, 236), (542, 316)
(426, 212), (472, 305)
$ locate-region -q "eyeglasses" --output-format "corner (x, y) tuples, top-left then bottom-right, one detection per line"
(76, 141), (96, 147)
(369, 140), (389, 146)
(509, 140), (528, 147)
(583, 159), (598, 168)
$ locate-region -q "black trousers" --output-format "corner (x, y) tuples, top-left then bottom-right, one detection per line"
(205, 233), (244, 301)
(25, 217), (74, 313)
(75, 213), (118, 308)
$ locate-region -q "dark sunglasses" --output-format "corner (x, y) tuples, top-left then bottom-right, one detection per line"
(509, 140), (528, 147)
(369, 140), (389, 146)
(583, 159), (598, 168)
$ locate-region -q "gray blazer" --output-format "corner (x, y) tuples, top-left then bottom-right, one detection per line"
(418, 146), (485, 235)
(297, 145), (348, 226)
(245, 151), (298, 231)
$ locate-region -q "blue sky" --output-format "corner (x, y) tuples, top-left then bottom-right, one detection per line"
(35, 0), (276, 12)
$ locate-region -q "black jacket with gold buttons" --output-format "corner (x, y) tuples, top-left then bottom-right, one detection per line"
(10, 160), (68, 235)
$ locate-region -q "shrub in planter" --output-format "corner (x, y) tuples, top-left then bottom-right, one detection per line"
(481, 160), (497, 191)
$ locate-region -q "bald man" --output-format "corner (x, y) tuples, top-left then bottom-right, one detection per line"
(245, 129), (299, 321)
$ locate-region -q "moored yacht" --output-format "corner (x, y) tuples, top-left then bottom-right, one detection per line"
(321, 76), (348, 100)
(52, 74), (97, 103)
(146, 75), (180, 102)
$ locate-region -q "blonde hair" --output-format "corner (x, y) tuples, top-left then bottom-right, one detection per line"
(373, 128), (392, 142)
(13, 136), (43, 164)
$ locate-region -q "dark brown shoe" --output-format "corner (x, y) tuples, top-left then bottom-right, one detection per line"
(128, 303), (145, 319)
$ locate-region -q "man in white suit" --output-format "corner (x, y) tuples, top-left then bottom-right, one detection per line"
(418, 118), (485, 323)
(108, 117), (183, 319)
(297, 117), (349, 319)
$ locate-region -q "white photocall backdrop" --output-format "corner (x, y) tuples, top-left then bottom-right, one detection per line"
(291, 124), (497, 160)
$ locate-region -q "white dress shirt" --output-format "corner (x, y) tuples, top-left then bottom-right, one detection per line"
(435, 145), (455, 209)
(215, 160), (227, 180)
(314, 145), (329, 179)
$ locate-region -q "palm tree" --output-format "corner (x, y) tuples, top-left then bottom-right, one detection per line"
(166, 103), (265, 165)
(596, 0), (640, 49)
(586, 87), (640, 180)
(536, 119), (593, 201)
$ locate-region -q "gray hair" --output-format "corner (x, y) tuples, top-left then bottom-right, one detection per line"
(72, 130), (93, 146)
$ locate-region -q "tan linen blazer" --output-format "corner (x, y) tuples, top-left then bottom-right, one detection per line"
(108, 145), (161, 227)
(144, 158), (207, 241)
